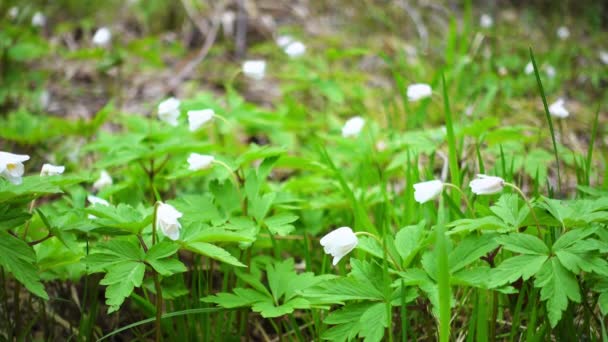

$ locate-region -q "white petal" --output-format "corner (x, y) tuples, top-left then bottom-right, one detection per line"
(284, 41), (306, 57)
(242, 60), (266, 80)
(556, 26), (570, 40)
(549, 98), (569, 118)
(341, 116), (365, 138)
(157, 203), (183, 240)
(320, 227), (358, 266)
(40, 163), (65, 176)
(92, 27), (112, 46)
(187, 109), (215, 131)
(480, 14), (493, 28)
(187, 153), (215, 171)
(413, 180), (444, 203)
(276, 35), (294, 48)
(407, 84), (432, 101)
(158, 97), (181, 125)
(469, 175), (504, 195)
(524, 62), (534, 75)
(31, 12), (45, 27)
(93, 170), (113, 190)
(87, 195), (110, 206)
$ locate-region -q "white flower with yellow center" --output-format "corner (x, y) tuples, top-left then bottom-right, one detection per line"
(0, 152), (30, 185)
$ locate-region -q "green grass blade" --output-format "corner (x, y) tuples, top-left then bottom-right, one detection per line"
(442, 73), (461, 197)
(586, 103), (601, 185)
(529, 48), (561, 191)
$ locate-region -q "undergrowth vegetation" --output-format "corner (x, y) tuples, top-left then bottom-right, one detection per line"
(1, 1), (607, 341)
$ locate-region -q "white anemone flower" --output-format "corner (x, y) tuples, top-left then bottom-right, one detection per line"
(31, 12), (45, 27)
(158, 97), (181, 126)
(156, 202), (183, 241)
(599, 51), (608, 65)
(87, 194), (110, 206)
(221, 11), (236, 36)
(8, 7), (19, 19)
(187, 109), (214, 131)
(413, 180), (444, 204)
(341, 116), (365, 138)
(276, 35), (294, 48)
(480, 14), (493, 28)
(187, 153), (215, 171)
(407, 83), (432, 101)
(524, 62), (534, 75)
(544, 65), (556, 78)
(320, 227), (358, 266)
(40, 164), (65, 176)
(92, 27), (112, 46)
(548, 98), (569, 118)
(242, 60), (266, 80)
(0, 152), (30, 185)
(93, 170), (113, 190)
(469, 175), (505, 195)
(556, 26), (570, 40)
(284, 41), (306, 58)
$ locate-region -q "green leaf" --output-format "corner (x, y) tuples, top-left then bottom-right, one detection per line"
(599, 292), (608, 316)
(555, 250), (608, 276)
(0, 231), (48, 299)
(490, 194), (528, 228)
(488, 255), (548, 288)
(534, 258), (581, 327)
(145, 242), (186, 276)
(202, 288), (269, 308)
(267, 259), (294, 301)
(264, 213), (298, 236)
(183, 241), (245, 267)
(447, 216), (510, 235)
(86, 203), (153, 234)
(448, 233), (499, 273)
(100, 261), (146, 313)
(495, 233), (549, 255)
(358, 302), (388, 342)
(394, 222), (426, 266)
(146, 241), (179, 260)
(552, 227), (598, 251)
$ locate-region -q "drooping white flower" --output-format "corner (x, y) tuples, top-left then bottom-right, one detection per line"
(39, 90), (51, 109)
(480, 14), (493, 28)
(320, 227), (358, 266)
(556, 26), (570, 40)
(276, 35), (294, 48)
(524, 62), (534, 75)
(156, 202), (183, 241)
(599, 51), (608, 65)
(92, 27), (112, 46)
(544, 65), (556, 78)
(187, 109), (214, 131)
(242, 60), (266, 80)
(31, 12), (45, 27)
(158, 97), (181, 126)
(40, 164), (65, 176)
(187, 153), (215, 171)
(548, 98), (569, 118)
(0, 152), (30, 185)
(221, 11), (236, 36)
(8, 7), (19, 19)
(341, 116), (365, 138)
(284, 41), (306, 58)
(407, 83), (432, 101)
(413, 180), (444, 204)
(87, 194), (110, 206)
(93, 170), (113, 190)
(469, 174), (505, 195)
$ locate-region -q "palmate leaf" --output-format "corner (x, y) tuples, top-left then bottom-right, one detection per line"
(0, 231), (48, 299)
(488, 255), (548, 288)
(448, 233), (499, 273)
(322, 303), (372, 342)
(490, 194), (528, 229)
(145, 242), (187, 276)
(183, 241), (245, 267)
(495, 233), (549, 255)
(264, 212), (298, 236)
(447, 216), (510, 235)
(100, 261), (146, 313)
(86, 203), (153, 234)
(534, 258), (581, 327)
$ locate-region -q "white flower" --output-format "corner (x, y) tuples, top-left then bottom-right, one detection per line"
(407, 83), (432, 101)
(39, 90), (50, 109)
(0, 152), (30, 185)
(599, 51), (608, 65)
(242, 60), (266, 80)
(284, 41), (306, 58)
(548, 98), (569, 118)
(556, 26), (570, 40)
(31, 12), (45, 27)
(480, 14), (493, 28)
(8, 7), (19, 19)
(87, 194), (110, 206)
(187, 153), (215, 171)
(276, 35), (294, 48)
(40, 164), (65, 176)
(320, 227), (358, 266)
(93, 170), (113, 190)
(156, 202), (183, 241)
(221, 11), (236, 36)
(524, 62), (534, 75)
(341, 116), (365, 138)
(375, 140), (387, 152)
(158, 97), (181, 126)
(413, 180), (444, 204)
(92, 27), (112, 46)
(187, 109), (214, 131)
(469, 174), (505, 195)
(544, 65), (556, 78)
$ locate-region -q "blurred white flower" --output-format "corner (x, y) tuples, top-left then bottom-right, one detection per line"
(93, 170), (113, 190)
(87, 194), (110, 206)
(31, 12), (45, 27)
(156, 202), (183, 241)
(40, 164), (65, 176)
(524, 62), (534, 75)
(221, 11), (235, 36)
(39, 90), (50, 109)
(548, 98), (569, 118)
(413, 180), (444, 203)
(480, 14), (493, 28)
(284, 41), (306, 58)
(188, 153), (215, 171)
(276, 35), (294, 48)
(407, 83), (432, 101)
(0, 152), (29, 185)
(320, 227), (358, 266)
(341, 116), (365, 138)
(158, 97), (181, 126)
(92, 27), (112, 46)
(544, 65), (556, 78)
(556, 26), (570, 40)
(469, 174), (505, 195)
(187, 109), (214, 132)
(497, 66), (508, 76)
(8, 7), (19, 19)
(599, 51), (608, 65)
(375, 140), (387, 152)
(242, 60), (266, 80)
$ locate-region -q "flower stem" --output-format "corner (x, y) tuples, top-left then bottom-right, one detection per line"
(443, 183), (475, 217)
(213, 113), (231, 126)
(504, 183), (542, 235)
(212, 160), (240, 189)
(355, 232), (403, 271)
(150, 201), (163, 341)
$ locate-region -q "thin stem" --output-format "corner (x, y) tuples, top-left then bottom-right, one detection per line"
(150, 202), (163, 341)
(443, 183), (475, 217)
(354, 232), (403, 271)
(212, 160), (240, 189)
(213, 114), (231, 126)
(504, 183), (542, 234)
(22, 199), (37, 240)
